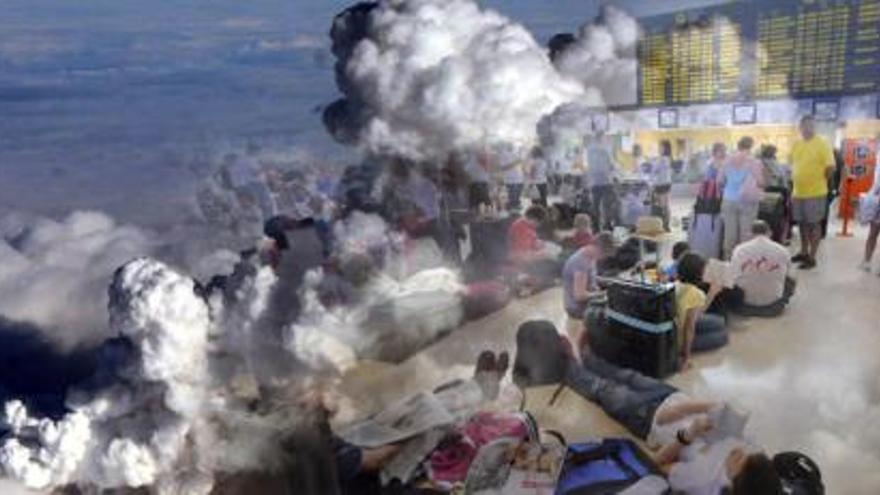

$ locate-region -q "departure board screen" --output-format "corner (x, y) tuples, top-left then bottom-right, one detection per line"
(637, 0), (880, 106)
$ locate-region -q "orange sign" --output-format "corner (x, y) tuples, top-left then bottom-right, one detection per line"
(843, 139), (877, 194)
(839, 139), (877, 220)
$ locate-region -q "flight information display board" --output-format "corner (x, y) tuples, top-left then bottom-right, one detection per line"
(637, 0), (880, 106)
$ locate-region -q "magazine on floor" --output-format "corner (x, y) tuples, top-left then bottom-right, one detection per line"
(339, 392), (455, 448)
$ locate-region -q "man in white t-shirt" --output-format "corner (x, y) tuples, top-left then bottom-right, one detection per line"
(730, 220), (796, 317)
(565, 355), (783, 495)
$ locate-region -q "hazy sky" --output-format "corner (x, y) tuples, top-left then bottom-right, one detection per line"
(0, 0), (730, 225)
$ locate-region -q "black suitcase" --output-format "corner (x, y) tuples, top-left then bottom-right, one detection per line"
(589, 278), (678, 378)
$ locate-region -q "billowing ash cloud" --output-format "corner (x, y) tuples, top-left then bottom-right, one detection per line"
(0, 214), (465, 492)
(1, 259), (214, 491)
(324, 0), (585, 159)
(0, 211), (154, 350)
(550, 6), (640, 108)
(0, 259), (312, 493)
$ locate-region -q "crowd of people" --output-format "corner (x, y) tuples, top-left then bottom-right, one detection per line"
(184, 112), (875, 494)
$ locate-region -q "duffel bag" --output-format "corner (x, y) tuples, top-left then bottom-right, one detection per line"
(555, 438), (669, 494)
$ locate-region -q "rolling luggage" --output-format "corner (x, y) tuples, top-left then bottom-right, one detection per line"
(463, 281), (512, 321)
(687, 213), (723, 260)
(590, 279), (678, 379)
(555, 439), (669, 494)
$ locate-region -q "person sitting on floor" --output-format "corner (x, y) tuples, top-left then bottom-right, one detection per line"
(729, 220), (796, 317)
(676, 253), (728, 370)
(562, 213), (594, 252)
(562, 232), (615, 356)
(507, 206), (562, 292)
(564, 354), (783, 495)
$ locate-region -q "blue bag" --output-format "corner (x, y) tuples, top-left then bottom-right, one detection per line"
(555, 439), (667, 494)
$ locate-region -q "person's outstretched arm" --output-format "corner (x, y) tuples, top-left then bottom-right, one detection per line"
(653, 415), (712, 467)
(654, 401), (717, 426)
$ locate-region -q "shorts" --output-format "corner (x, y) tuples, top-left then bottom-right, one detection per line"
(792, 196), (827, 224)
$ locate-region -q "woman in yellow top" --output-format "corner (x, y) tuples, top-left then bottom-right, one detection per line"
(674, 253), (727, 370)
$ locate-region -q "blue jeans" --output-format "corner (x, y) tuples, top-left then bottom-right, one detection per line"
(507, 183), (524, 211)
(565, 356), (677, 440)
(693, 313), (728, 352)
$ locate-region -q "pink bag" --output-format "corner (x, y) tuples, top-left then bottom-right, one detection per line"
(428, 411), (530, 484)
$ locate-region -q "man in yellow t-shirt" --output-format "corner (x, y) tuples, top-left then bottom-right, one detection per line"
(789, 116), (835, 269)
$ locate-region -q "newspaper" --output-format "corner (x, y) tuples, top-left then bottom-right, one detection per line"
(380, 426), (449, 485)
(705, 403), (749, 444)
(702, 259), (736, 288)
(339, 392), (454, 448)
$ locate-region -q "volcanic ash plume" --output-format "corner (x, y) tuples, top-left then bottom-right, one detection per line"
(0, 259), (313, 493)
(324, 0), (585, 159)
(0, 210), (154, 349)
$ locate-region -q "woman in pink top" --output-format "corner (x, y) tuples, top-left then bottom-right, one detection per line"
(718, 137), (765, 259)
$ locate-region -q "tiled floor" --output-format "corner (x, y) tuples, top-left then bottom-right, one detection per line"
(337, 211), (880, 494)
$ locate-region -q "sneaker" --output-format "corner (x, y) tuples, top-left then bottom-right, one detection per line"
(859, 261), (873, 273)
(792, 253), (808, 263)
(475, 350), (496, 375)
(799, 257), (817, 270)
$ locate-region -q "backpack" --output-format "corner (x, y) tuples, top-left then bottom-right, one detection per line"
(512, 320), (571, 389)
(695, 179), (722, 215)
(773, 452), (824, 495)
(555, 439), (670, 494)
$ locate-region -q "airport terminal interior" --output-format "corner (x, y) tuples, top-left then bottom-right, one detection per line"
(1, 0), (880, 494)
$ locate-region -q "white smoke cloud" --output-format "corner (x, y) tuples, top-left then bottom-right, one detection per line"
(339, 0), (585, 159)
(0, 258), (210, 491)
(552, 6), (640, 107)
(0, 259), (308, 493)
(0, 211), (154, 349)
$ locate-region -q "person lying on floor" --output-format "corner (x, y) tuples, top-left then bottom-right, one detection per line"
(675, 253), (729, 369)
(328, 350), (511, 495)
(566, 354), (783, 495)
